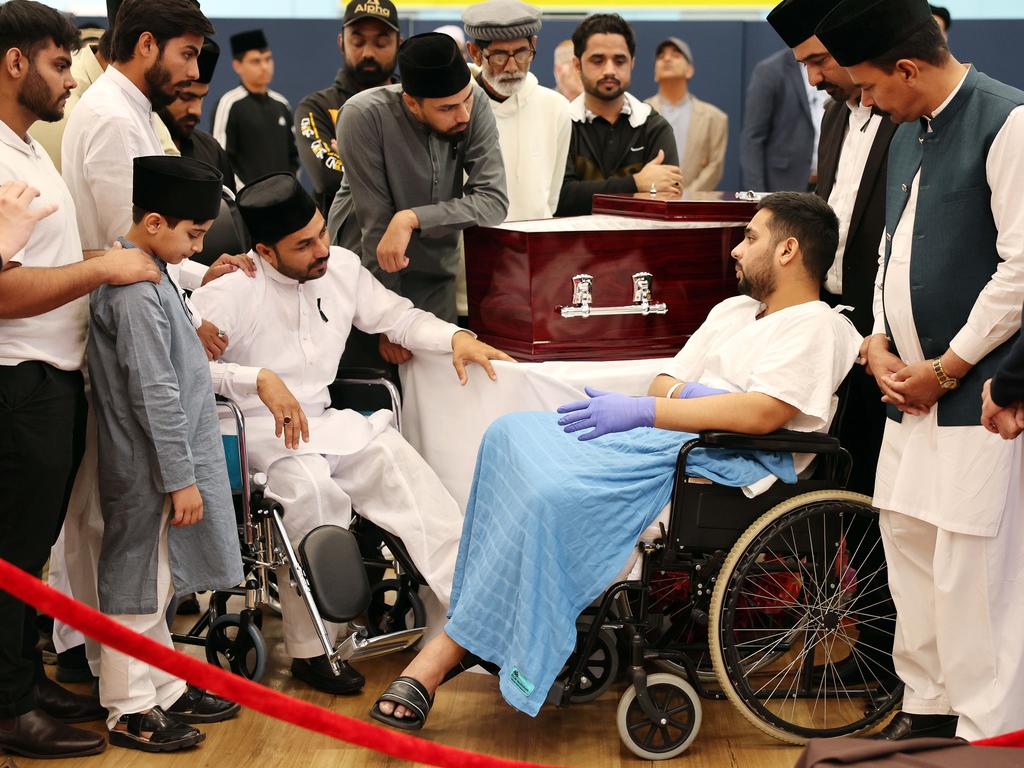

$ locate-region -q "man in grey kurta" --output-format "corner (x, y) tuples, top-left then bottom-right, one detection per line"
(87, 156), (241, 750)
(328, 32), (507, 328)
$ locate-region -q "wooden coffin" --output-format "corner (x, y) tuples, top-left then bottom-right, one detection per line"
(464, 195), (758, 362)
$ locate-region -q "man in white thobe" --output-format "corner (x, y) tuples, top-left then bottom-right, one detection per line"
(191, 173), (513, 695)
(819, 0), (1024, 741)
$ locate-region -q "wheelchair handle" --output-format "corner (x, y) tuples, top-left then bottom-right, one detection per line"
(251, 472), (268, 492)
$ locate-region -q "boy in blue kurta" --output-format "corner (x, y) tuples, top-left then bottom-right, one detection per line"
(88, 156), (242, 752)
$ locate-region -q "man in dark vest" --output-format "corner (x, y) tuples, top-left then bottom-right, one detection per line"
(819, 0), (1024, 742)
(767, 0), (901, 693)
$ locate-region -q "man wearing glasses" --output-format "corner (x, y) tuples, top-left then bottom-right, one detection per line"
(463, 0), (570, 221)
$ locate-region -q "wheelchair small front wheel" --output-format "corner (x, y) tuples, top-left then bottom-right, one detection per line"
(205, 613), (267, 682)
(558, 620), (620, 704)
(616, 673), (702, 760)
(366, 578), (425, 637)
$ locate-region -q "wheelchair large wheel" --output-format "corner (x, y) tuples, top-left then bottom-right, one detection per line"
(366, 578), (425, 637)
(205, 613), (267, 683)
(709, 491), (902, 744)
(616, 673), (702, 760)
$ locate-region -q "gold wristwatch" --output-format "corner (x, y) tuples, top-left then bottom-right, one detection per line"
(932, 358), (959, 390)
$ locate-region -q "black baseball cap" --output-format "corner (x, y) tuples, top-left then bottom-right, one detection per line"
(343, 0), (400, 33)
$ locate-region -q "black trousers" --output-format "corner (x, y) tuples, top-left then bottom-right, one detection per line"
(0, 362), (86, 717)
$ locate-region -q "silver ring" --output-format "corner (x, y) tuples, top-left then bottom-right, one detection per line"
(216, 330), (226, 339)
(649, 183), (657, 195)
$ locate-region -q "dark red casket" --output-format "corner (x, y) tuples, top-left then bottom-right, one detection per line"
(464, 194), (756, 361)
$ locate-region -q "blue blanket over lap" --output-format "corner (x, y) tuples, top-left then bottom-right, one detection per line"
(445, 411), (797, 717)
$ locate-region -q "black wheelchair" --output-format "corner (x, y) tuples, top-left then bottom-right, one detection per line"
(549, 408), (901, 759)
(172, 370), (429, 683)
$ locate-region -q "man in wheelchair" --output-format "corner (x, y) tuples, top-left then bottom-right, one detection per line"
(190, 174), (512, 695)
(372, 192), (864, 730)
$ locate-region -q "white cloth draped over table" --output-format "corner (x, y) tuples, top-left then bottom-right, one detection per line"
(401, 354), (671, 512)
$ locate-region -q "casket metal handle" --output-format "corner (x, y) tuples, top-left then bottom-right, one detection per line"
(559, 272), (668, 319)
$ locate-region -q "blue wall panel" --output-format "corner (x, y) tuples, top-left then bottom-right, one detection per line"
(77, 17), (1024, 193)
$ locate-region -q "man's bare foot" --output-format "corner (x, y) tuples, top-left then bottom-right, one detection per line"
(377, 632), (466, 722)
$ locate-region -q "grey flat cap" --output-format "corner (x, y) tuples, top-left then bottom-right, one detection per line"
(463, 0), (542, 42)
(656, 36), (693, 65)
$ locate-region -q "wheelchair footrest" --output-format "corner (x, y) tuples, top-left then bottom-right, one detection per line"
(335, 626), (424, 664)
(297, 525), (371, 623)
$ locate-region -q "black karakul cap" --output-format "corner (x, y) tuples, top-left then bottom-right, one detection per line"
(196, 38), (220, 84)
(236, 174), (318, 246)
(133, 156), (223, 222)
(230, 29), (269, 57)
(817, 0), (936, 67)
(767, 0), (841, 48)
(398, 32), (471, 99)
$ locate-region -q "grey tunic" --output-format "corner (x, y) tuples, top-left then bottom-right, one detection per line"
(87, 249), (242, 615)
(327, 83), (508, 322)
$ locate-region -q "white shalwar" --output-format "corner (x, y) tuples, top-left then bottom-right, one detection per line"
(191, 248), (465, 658)
(871, 87), (1024, 739)
(100, 503), (186, 728)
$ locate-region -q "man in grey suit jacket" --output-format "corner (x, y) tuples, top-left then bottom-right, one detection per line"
(740, 47), (820, 191)
(645, 37), (728, 193)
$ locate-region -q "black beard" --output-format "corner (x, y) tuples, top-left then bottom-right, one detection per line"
(156, 107), (195, 142)
(586, 80), (626, 102)
(350, 59), (394, 87)
(18, 67), (65, 122)
(144, 60), (179, 108)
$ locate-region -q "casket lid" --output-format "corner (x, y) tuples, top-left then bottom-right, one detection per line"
(592, 192), (758, 222)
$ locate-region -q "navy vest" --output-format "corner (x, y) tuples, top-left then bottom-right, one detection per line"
(882, 67), (1024, 426)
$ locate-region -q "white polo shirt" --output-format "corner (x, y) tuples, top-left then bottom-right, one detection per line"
(0, 119), (88, 371)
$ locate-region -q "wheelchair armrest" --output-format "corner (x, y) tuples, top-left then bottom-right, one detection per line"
(697, 429), (842, 455)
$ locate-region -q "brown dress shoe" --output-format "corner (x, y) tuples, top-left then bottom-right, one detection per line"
(0, 708), (106, 759)
(32, 676), (107, 723)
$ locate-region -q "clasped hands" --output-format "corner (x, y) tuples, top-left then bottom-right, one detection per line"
(860, 334), (946, 416)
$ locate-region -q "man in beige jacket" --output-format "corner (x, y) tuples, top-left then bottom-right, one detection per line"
(645, 37), (727, 193)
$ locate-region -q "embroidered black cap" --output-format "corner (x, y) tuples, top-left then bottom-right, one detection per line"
(343, 0), (400, 34)
(133, 156), (223, 223)
(236, 174), (319, 246)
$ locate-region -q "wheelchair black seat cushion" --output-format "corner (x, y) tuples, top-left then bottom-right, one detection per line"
(297, 525), (372, 623)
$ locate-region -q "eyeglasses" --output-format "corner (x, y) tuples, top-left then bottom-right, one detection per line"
(481, 46), (536, 68)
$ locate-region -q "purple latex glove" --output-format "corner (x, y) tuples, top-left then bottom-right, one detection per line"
(677, 382), (730, 399)
(557, 386), (656, 441)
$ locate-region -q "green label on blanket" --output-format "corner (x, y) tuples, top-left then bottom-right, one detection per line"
(509, 667), (535, 697)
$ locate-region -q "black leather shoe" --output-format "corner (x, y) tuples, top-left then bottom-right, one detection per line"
(867, 711), (959, 740)
(108, 707), (204, 752)
(55, 645), (94, 684)
(32, 676), (107, 724)
(290, 656), (365, 695)
(175, 594), (201, 615)
(0, 708), (106, 758)
(166, 686), (240, 724)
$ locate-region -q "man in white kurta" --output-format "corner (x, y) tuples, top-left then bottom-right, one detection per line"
(191, 173), (513, 694)
(819, 0), (1024, 741)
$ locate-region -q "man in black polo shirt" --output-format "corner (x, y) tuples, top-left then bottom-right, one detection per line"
(295, 0), (401, 214)
(554, 13), (680, 217)
(158, 38), (236, 193)
(211, 29), (298, 186)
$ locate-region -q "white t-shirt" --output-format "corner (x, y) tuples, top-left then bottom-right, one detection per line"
(662, 295), (863, 435)
(0, 119), (88, 371)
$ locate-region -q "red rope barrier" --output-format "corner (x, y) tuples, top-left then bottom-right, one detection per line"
(0, 557), (558, 768)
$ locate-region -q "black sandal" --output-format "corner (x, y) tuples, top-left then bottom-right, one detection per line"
(369, 676), (434, 731)
(108, 707), (205, 752)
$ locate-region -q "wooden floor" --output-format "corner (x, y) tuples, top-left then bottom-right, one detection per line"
(20, 609), (809, 768)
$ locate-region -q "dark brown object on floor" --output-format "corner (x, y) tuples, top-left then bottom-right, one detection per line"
(795, 736), (1024, 767)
